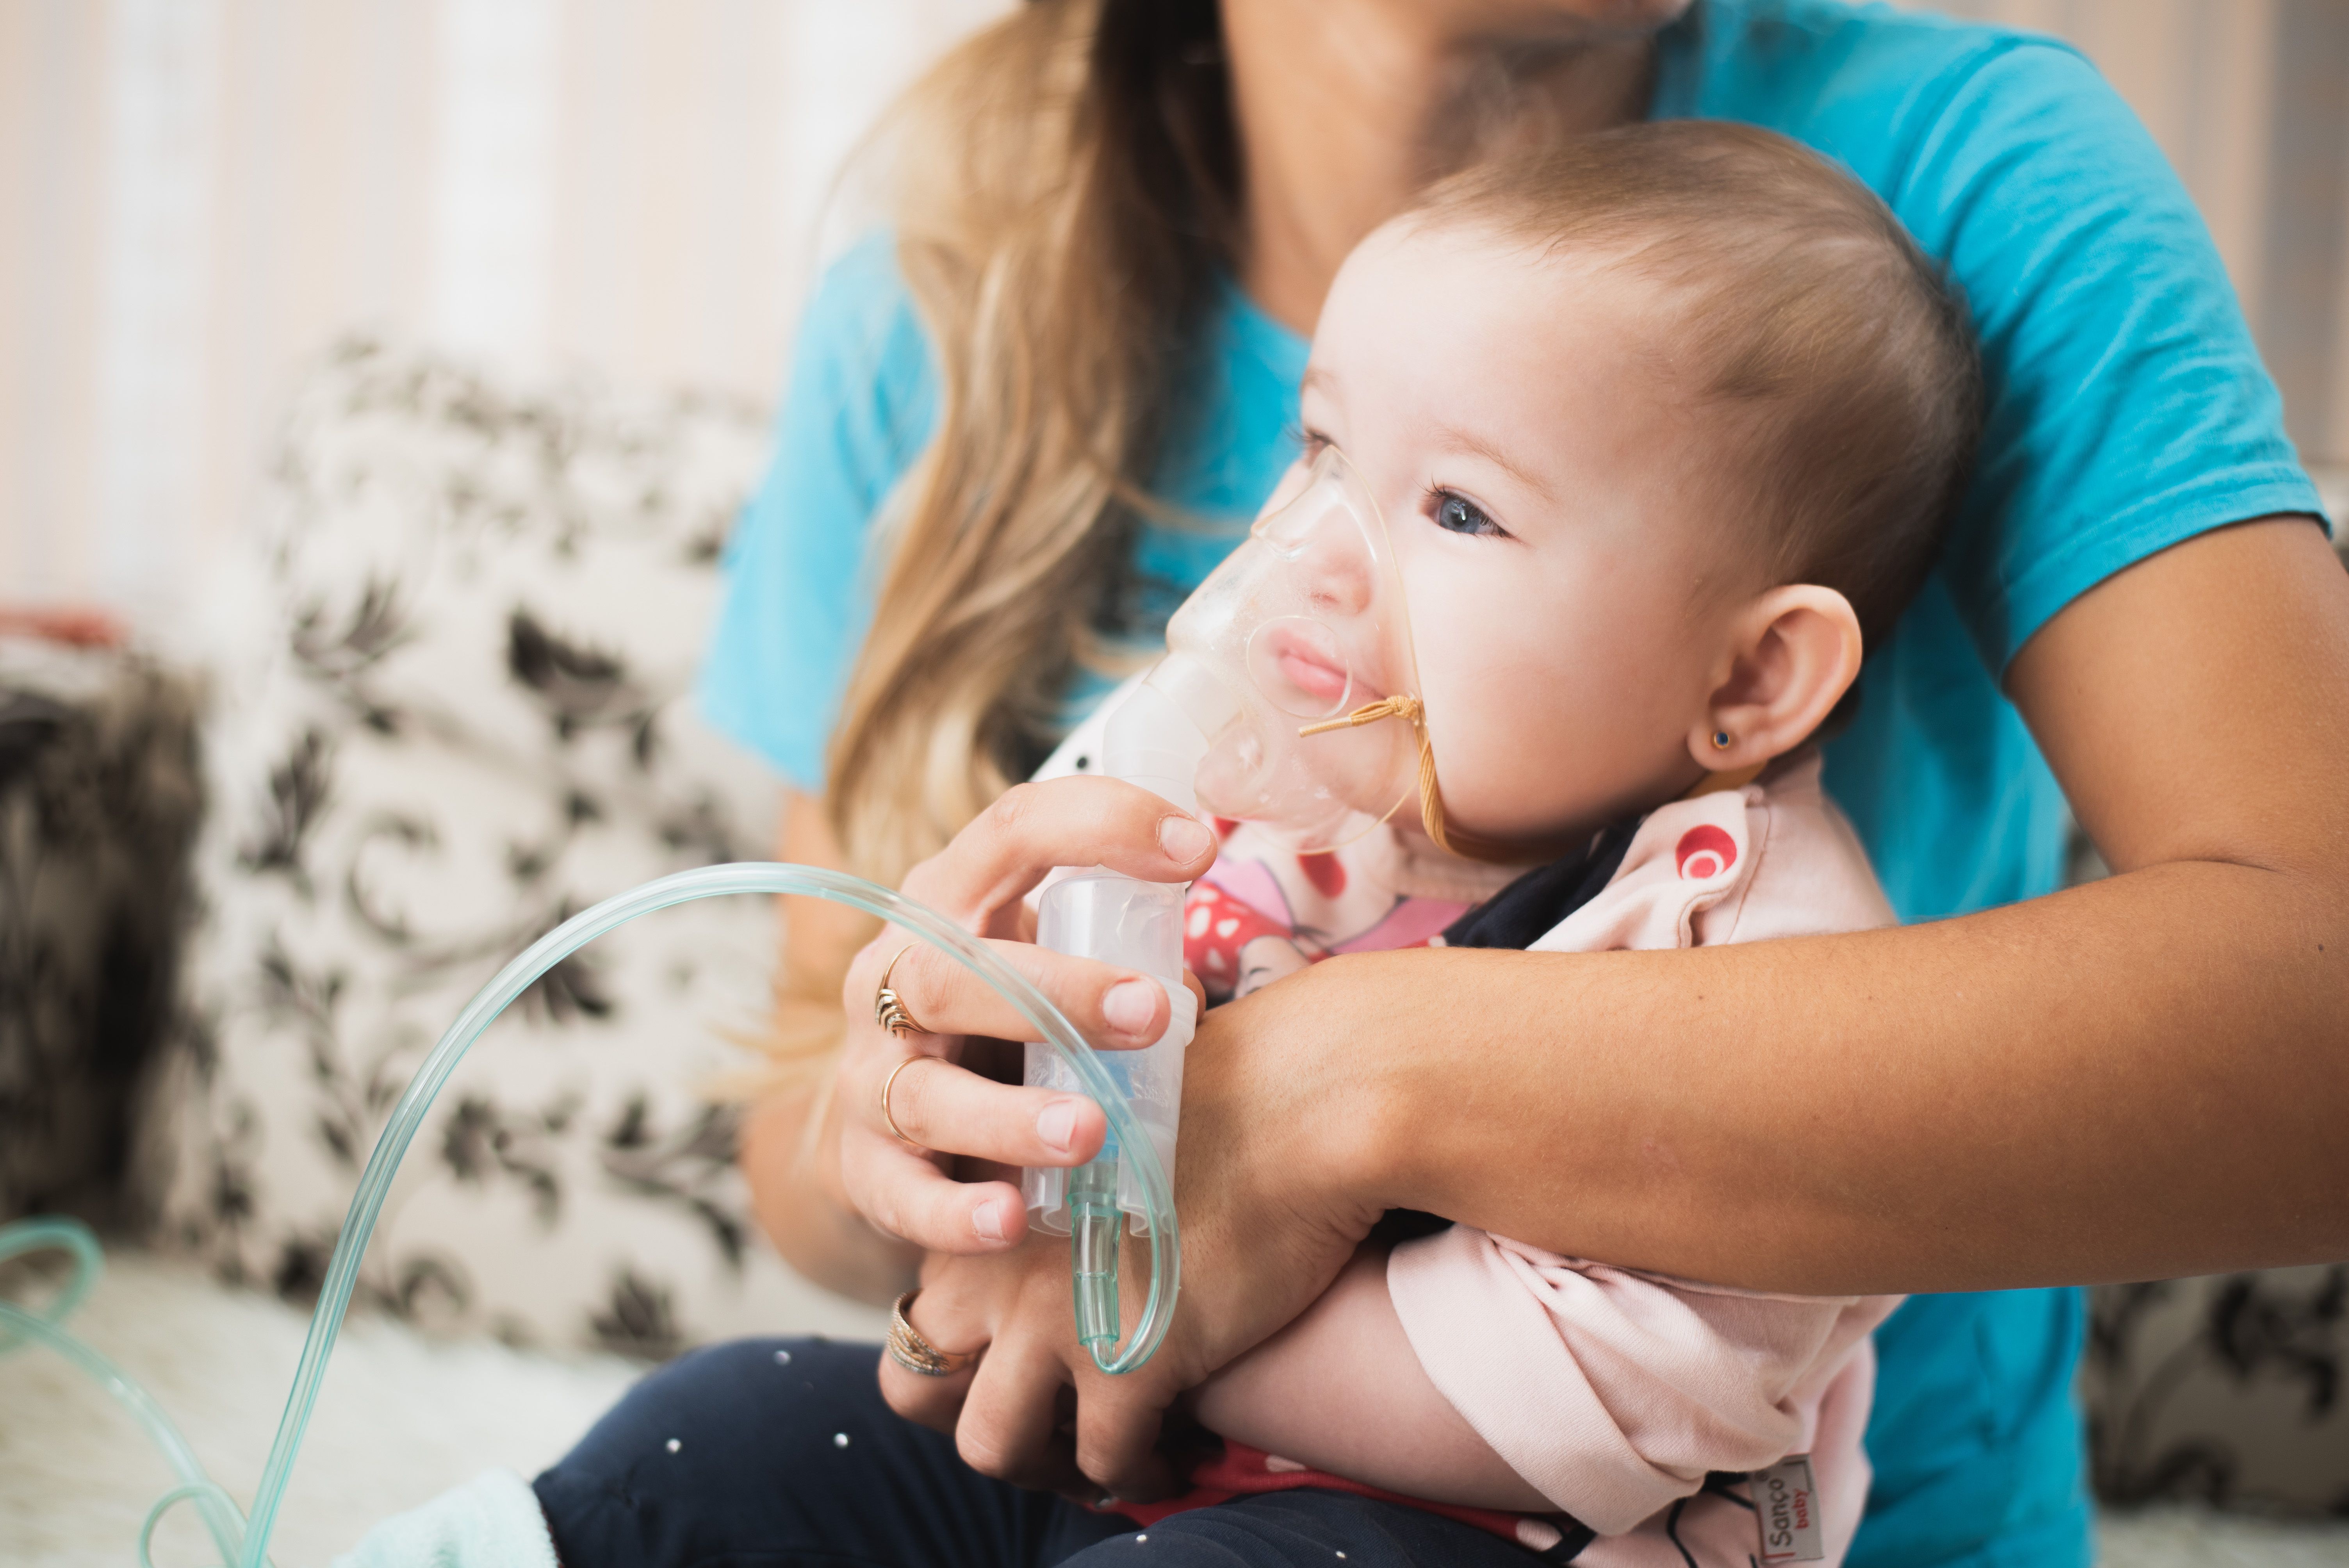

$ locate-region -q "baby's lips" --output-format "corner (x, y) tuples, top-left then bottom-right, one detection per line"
(1272, 644), (1350, 708)
(1247, 614), (1372, 720)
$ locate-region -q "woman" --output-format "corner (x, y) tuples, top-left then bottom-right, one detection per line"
(543, 2), (2348, 1564)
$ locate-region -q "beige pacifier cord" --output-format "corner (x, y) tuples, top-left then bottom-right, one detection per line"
(1300, 698), (1772, 859)
(1297, 695), (1516, 862)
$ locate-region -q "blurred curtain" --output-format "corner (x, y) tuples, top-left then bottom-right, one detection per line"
(0, 0), (1009, 620)
(0, 0), (2342, 617)
(1908, 0), (2349, 466)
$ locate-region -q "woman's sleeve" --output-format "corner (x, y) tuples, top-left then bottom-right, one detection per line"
(1892, 40), (2328, 673)
(695, 236), (938, 789)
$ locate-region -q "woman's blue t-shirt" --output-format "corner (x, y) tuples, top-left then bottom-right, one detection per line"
(700, 2), (2324, 1564)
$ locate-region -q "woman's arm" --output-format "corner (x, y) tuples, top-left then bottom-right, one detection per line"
(1328, 517), (2349, 1292)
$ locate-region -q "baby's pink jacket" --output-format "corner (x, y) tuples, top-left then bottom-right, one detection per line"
(1388, 754), (1903, 1563)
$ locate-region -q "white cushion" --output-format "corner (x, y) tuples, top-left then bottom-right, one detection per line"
(156, 337), (883, 1354)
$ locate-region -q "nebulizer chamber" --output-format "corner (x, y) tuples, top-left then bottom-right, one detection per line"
(1022, 445), (1431, 1313)
(1021, 669), (1223, 1345)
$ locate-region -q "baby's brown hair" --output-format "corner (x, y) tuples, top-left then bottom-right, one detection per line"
(1414, 121), (1983, 651)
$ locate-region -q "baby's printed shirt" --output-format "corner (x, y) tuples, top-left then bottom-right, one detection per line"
(1159, 753), (1907, 1566)
(1185, 751), (1895, 1002)
(1183, 803), (1519, 1003)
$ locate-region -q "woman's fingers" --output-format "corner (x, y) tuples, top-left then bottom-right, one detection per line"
(860, 936), (1174, 1052)
(950, 1327), (1087, 1495)
(900, 776), (1217, 931)
(874, 1286), (985, 1435)
(1075, 1382), (1181, 1503)
(838, 929), (1179, 1253)
(878, 1264), (1088, 1496)
(824, 772), (1222, 1301)
(851, 1141), (1032, 1253)
(872, 1053), (1109, 1172)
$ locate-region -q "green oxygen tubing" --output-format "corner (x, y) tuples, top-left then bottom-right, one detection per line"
(0, 862), (1180, 1568)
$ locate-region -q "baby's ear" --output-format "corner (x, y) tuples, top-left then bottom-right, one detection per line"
(1688, 585), (1864, 773)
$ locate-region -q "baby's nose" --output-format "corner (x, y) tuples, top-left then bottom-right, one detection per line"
(1296, 526), (1374, 617)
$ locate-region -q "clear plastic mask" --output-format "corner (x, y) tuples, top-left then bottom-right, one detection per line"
(1153, 444), (1429, 852)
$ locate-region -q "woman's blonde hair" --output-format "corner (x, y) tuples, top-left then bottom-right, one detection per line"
(756, 2), (1651, 1084)
(825, 0), (1239, 888)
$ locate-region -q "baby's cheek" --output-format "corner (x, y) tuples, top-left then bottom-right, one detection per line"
(1414, 598), (1689, 837)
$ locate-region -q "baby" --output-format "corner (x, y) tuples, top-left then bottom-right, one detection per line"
(1040, 121), (1980, 1564)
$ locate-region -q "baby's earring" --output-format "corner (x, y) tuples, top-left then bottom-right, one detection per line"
(1711, 730), (1733, 751)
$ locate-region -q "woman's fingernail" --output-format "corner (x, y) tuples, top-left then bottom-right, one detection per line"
(1103, 979), (1158, 1036)
(1159, 814), (1213, 863)
(1037, 1100), (1080, 1153)
(973, 1198), (1005, 1242)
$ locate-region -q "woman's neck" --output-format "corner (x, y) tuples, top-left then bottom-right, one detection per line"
(1223, 1), (1665, 336)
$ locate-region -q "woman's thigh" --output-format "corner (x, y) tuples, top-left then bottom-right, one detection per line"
(532, 1336), (1126, 1568)
(532, 1336), (1538, 1568)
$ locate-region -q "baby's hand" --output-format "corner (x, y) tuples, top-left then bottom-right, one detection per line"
(1233, 934), (1311, 1001)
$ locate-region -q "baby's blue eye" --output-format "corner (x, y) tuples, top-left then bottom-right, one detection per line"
(1434, 492), (1503, 537)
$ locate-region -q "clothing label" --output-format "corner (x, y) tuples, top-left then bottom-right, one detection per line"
(1752, 1455), (1825, 1563)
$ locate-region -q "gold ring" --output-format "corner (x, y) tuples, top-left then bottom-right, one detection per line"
(880, 1055), (927, 1147)
(873, 941), (925, 1037)
(886, 1288), (978, 1377)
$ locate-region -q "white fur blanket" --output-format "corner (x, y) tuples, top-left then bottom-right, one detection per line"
(2, 1250), (634, 1565)
(4, 1252), (2345, 1566)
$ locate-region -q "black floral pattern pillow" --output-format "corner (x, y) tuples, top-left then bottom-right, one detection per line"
(2087, 1266), (2349, 1514)
(2064, 832), (2349, 1510)
(156, 337), (886, 1354)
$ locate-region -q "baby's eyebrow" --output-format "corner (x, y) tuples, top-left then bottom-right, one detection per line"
(1433, 422), (1552, 500)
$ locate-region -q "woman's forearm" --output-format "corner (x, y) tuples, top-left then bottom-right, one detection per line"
(1279, 520), (2349, 1295)
(1319, 859), (2345, 1294)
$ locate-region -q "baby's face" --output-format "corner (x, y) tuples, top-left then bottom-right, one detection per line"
(1288, 219), (1759, 847)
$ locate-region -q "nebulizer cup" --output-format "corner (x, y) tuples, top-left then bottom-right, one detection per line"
(1023, 446), (1434, 1343)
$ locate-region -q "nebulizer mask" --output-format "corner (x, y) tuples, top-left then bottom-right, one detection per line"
(1021, 446), (1472, 1324)
(1169, 441), (1460, 847)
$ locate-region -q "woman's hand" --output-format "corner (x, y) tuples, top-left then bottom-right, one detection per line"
(832, 777), (1220, 1256)
(880, 954), (1403, 1500)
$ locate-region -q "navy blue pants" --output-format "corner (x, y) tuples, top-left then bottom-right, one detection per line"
(533, 1337), (1538, 1567)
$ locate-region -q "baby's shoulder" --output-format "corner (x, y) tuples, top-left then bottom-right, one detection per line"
(1713, 753), (1897, 944)
(1527, 754), (1893, 954)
